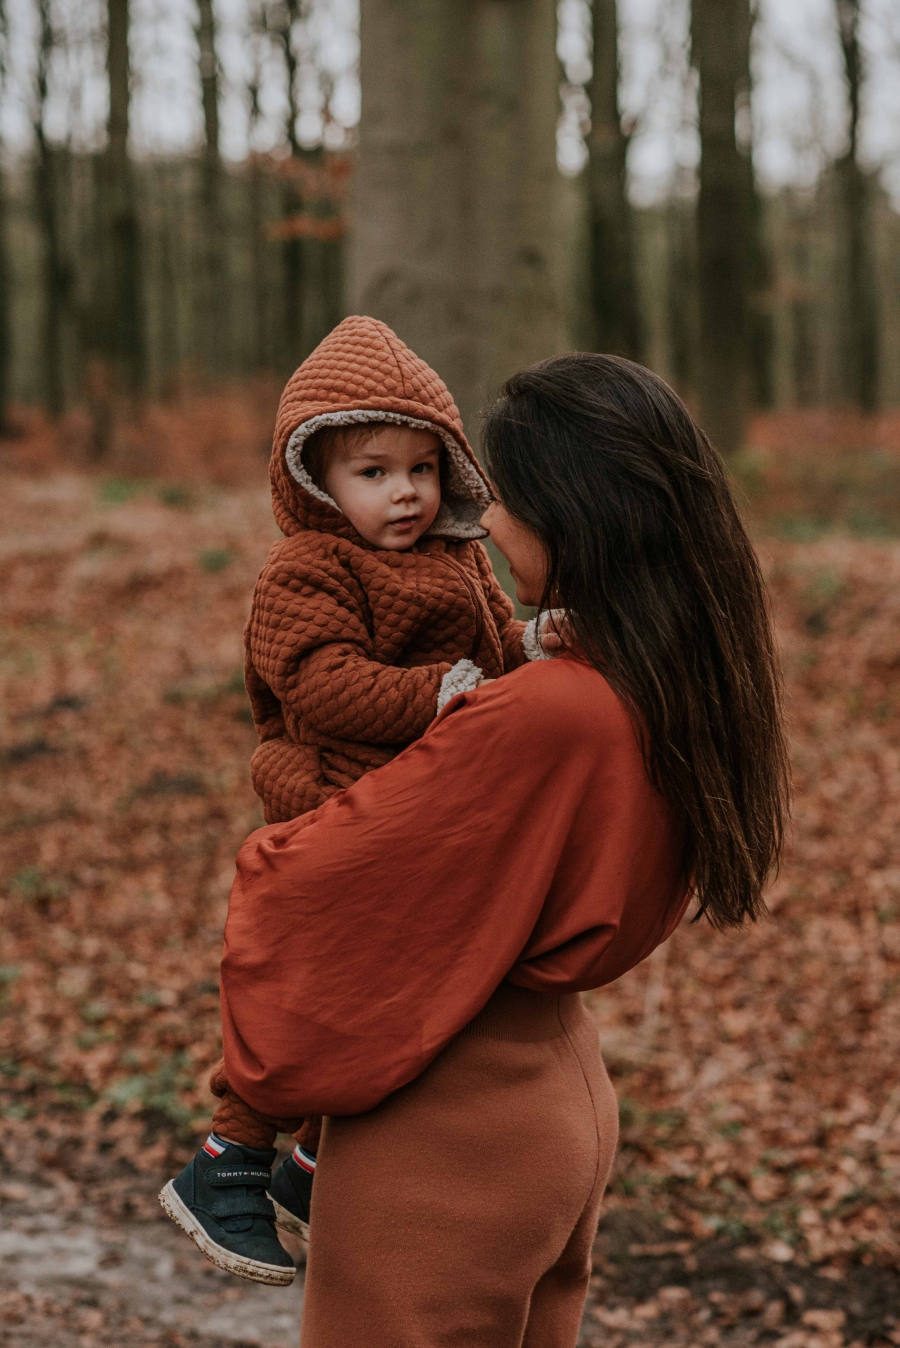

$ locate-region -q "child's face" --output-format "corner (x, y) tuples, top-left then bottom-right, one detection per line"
(324, 426), (442, 549)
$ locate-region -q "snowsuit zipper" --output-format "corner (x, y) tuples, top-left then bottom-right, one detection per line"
(438, 556), (484, 660)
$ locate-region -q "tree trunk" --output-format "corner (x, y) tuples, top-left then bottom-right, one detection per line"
(196, 0), (225, 374)
(157, 163), (183, 395)
(835, 0), (878, 411)
(692, 0), (752, 455)
(0, 160), (11, 433)
(744, 175), (774, 408)
(666, 195), (699, 398)
(102, 0), (144, 397)
(281, 199), (306, 368)
(586, 0), (642, 359)
(733, 2), (773, 409)
(788, 202), (816, 406)
(271, 0), (306, 370)
(351, 0), (566, 433)
(248, 156), (270, 371)
(0, 0), (11, 434)
(246, 37), (270, 373)
(34, 0), (68, 417)
(319, 217), (345, 343)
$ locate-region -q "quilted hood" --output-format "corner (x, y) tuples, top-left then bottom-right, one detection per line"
(270, 315), (491, 541)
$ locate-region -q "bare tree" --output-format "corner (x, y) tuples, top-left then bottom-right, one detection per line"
(313, 70), (345, 345)
(155, 162), (184, 393)
(268, 0), (307, 368)
(352, 0), (565, 432)
(790, 211), (817, 406)
(835, 0), (878, 410)
(196, 0), (226, 371)
(34, 0), (69, 416)
(586, 0), (642, 359)
(246, 19), (271, 373)
(100, 0), (144, 396)
(0, 0), (12, 433)
(666, 192), (699, 396)
(735, 2), (773, 408)
(691, 0), (752, 455)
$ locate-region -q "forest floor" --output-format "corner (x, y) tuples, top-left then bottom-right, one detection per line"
(1, 455), (899, 1347)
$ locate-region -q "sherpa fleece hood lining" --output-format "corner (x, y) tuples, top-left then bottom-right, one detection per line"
(284, 409), (491, 542)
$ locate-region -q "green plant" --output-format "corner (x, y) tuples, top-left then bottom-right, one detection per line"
(99, 478), (143, 505)
(158, 484), (195, 509)
(198, 547), (236, 574)
(6, 866), (65, 902)
(101, 1053), (196, 1127)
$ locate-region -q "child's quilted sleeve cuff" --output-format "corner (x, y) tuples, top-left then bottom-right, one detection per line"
(522, 610), (567, 661)
(437, 659), (483, 712)
(522, 616), (550, 661)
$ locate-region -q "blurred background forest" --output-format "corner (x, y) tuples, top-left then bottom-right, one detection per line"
(2, 2), (900, 1347)
(0, 0), (899, 476)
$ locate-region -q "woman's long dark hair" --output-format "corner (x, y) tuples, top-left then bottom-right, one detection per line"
(482, 353), (789, 929)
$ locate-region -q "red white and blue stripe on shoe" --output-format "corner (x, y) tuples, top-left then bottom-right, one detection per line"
(202, 1132), (229, 1158)
(291, 1144), (317, 1174)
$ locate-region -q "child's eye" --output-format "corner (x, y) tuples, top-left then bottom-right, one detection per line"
(360, 467), (383, 479)
(411, 462), (434, 475)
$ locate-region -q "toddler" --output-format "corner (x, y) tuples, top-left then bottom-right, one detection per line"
(159, 316), (546, 1284)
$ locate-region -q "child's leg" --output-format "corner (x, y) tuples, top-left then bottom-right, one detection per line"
(158, 1059), (306, 1285)
(204, 1061), (320, 1242)
(208, 1058), (303, 1148)
(159, 1062), (300, 1283)
(268, 1116), (320, 1239)
(295, 1114), (322, 1153)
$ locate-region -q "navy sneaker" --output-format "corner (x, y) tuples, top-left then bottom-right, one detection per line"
(159, 1139), (295, 1285)
(269, 1146), (315, 1241)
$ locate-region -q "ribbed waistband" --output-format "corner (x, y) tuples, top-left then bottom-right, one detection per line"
(457, 982), (581, 1043)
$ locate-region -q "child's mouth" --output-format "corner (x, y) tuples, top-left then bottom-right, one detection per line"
(391, 516), (419, 530)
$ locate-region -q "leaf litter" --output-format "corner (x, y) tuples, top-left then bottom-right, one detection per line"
(0, 469), (898, 1346)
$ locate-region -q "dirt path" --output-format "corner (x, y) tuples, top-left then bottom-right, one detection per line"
(3, 480), (900, 1345)
(0, 1186), (305, 1347)
(4, 1185), (900, 1346)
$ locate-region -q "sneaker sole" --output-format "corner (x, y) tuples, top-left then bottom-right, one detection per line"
(271, 1199), (310, 1242)
(158, 1180), (296, 1286)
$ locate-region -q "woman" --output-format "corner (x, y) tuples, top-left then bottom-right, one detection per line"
(220, 354), (789, 1346)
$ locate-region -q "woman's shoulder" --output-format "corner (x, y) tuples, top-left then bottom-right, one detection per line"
(505, 656), (631, 733)
(440, 655), (635, 761)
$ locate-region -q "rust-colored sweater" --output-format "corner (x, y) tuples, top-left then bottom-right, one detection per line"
(247, 315), (530, 824)
(221, 656), (690, 1121)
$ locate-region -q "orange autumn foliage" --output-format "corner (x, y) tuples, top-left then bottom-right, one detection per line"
(0, 405), (898, 1292)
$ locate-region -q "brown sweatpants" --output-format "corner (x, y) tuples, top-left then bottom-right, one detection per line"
(299, 983), (619, 1348)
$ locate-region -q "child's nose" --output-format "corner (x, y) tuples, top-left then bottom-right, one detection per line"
(393, 476), (418, 500)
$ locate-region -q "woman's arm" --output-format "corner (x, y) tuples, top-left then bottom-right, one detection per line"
(221, 660), (687, 1120)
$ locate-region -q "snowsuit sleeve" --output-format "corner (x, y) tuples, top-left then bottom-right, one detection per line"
(471, 541), (529, 672)
(220, 659), (688, 1120)
(247, 550), (452, 747)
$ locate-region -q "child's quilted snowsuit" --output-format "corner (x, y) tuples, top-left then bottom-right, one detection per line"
(246, 314), (532, 825)
(210, 316), (534, 1150)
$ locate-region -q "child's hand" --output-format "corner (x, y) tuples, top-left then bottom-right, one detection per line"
(537, 611), (572, 655)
